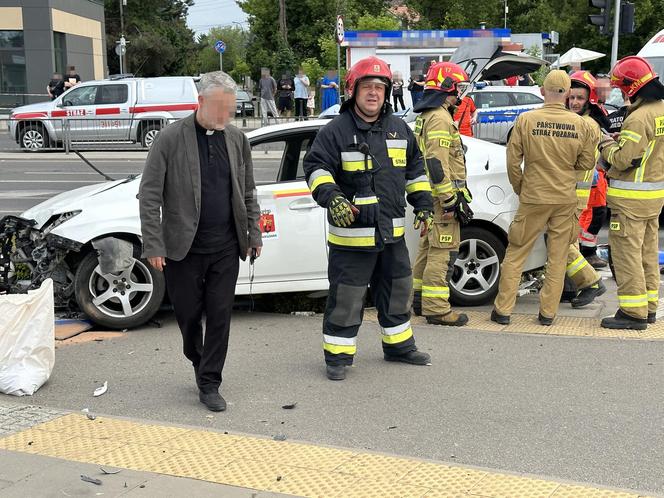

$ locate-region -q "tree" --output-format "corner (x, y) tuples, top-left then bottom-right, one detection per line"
(355, 13), (401, 31)
(192, 27), (249, 77)
(104, 0), (197, 76)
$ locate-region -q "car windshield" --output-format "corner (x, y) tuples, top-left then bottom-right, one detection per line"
(237, 90), (251, 101)
(645, 57), (664, 82)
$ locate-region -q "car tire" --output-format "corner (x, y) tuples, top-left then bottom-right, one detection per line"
(141, 123), (161, 149)
(20, 124), (48, 151)
(74, 248), (165, 329)
(450, 226), (506, 306)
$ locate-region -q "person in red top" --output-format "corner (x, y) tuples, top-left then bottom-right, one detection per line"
(453, 95), (478, 137)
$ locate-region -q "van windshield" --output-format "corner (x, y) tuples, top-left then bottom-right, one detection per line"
(645, 57), (664, 80)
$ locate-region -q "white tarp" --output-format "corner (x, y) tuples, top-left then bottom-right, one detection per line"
(0, 279), (55, 396)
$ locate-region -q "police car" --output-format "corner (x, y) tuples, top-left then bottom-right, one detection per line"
(3, 119), (547, 329)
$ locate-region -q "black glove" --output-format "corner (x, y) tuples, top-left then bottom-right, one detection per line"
(414, 210), (434, 231)
(454, 189), (474, 225)
(328, 195), (358, 227)
(353, 172), (379, 226)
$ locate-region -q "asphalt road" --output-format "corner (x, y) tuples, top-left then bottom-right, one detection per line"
(8, 312), (664, 495)
(0, 152), (282, 216)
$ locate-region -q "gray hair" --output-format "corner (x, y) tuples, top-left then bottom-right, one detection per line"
(199, 71), (237, 96)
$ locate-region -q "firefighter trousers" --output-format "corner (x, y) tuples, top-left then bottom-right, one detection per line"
(412, 217), (460, 316)
(564, 211), (599, 291)
(323, 239), (417, 366)
(494, 202), (576, 318)
(608, 211), (659, 320)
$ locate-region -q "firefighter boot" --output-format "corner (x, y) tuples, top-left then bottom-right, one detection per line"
(648, 312), (656, 324)
(601, 309), (648, 331)
(326, 365), (346, 381)
(571, 279), (606, 308)
(586, 254), (608, 269)
(490, 309), (510, 325)
(425, 311), (468, 326)
(538, 313), (554, 326)
(384, 350), (431, 365)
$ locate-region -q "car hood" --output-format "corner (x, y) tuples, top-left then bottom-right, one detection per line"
(21, 177), (138, 228)
(10, 101), (54, 115)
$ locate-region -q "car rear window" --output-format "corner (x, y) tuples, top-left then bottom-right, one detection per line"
(474, 92), (512, 108)
(513, 92), (543, 105)
(96, 84), (128, 104)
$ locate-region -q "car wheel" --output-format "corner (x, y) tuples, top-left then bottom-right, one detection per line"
(450, 226), (505, 306)
(74, 249), (165, 329)
(141, 123), (161, 149)
(20, 125), (47, 151)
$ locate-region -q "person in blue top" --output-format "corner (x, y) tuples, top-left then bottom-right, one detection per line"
(321, 69), (339, 111)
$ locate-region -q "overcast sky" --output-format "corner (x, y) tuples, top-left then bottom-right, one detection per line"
(187, 0), (249, 36)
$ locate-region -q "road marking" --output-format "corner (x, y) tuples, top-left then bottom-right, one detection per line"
(1, 180), (104, 183)
(22, 172), (138, 175)
(0, 191), (60, 198)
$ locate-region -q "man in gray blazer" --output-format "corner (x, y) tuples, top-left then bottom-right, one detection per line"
(139, 71), (262, 412)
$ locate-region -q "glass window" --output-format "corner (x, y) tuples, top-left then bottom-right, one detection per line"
(96, 84), (128, 104)
(53, 32), (67, 75)
(0, 30), (26, 97)
(63, 85), (98, 106)
(513, 92), (543, 105)
(475, 92), (511, 108)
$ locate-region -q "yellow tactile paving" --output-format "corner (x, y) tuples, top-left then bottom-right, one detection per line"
(364, 309), (664, 340)
(0, 413), (649, 498)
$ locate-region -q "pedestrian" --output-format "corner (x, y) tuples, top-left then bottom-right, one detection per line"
(138, 71), (262, 411)
(294, 67), (310, 121)
(453, 94), (478, 138)
(490, 70), (596, 326)
(303, 56), (434, 381)
(411, 62), (473, 326)
(597, 56), (664, 330)
(277, 71), (295, 118)
(320, 69), (339, 111)
(47, 72), (64, 100)
(560, 71), (607, 307)
(408, 71), (425, 106)
(64, 66), (81, 90)
(392, 71), (405, 111)
(307, 88), (316, 117)
(518, 74), (535, 86)
(258, 68), (278, 126)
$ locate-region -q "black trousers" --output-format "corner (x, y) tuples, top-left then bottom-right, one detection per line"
(164, 248), (239, 393)
(393, 94), (405, 112)
(295, 98), (308, 120)
(323, 239), (416, 366)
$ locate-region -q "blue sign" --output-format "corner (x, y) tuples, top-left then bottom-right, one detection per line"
(214, 40), (226, 54)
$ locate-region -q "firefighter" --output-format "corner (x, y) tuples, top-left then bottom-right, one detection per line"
(303, 56), (434, 380)
(491, 70), (596, 326)
(562, 70), (606, 307)
(598, 56), (664, 330)
(411, 62), (472, 326)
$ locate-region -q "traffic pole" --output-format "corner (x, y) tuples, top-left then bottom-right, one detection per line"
(220, 52), (223, 71)
(336, 43), (341, 104)
(610, 0), (621, 69)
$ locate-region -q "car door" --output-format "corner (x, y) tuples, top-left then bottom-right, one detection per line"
(93, 83), (131, 141)
(472, 91), (514, 143)
(55, 84), (99, 141)
(235, 128), (329, 295)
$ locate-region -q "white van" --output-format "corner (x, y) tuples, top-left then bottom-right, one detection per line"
(8, 76), (199, 151)
(638, 29), (664, 78)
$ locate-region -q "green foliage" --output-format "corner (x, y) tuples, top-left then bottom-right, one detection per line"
(104, 0), (197, 77)
(525, 45), (549, 86)
(191, 26), (250, 78)
(301, 58), (324, 85)
(355, 13), (401, 31)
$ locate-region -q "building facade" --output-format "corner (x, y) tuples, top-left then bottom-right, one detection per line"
(0, 0), (106, 106)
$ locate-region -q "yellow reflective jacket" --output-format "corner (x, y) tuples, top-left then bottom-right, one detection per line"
(601, 98), (664, 219)
(507, 103), (597, 204)
(414, 103), (466, 205)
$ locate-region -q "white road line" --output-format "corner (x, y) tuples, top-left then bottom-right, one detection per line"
(1, 180), (104, 183)
(0, 191), (58, 198)
(22, 171), (138, 175)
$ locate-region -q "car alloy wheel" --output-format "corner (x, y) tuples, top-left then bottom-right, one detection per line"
(88, 258), (154, 319)
(22, 129), (45, 151)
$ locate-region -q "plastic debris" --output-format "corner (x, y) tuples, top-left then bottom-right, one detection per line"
(272, 434), (287, 441)
(291, 311), (316, 316)
(80, 475), (102, 485)
(100, 467), (121, 475)
(81, 408), (96, 420)
(281, 403), (297, 410)
(93, 381), (108, 397)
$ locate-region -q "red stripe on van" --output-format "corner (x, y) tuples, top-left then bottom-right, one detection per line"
(51, 110), (67, 117)
(129, 103), (198, 113)
(11, 112), (47, 119)
(96, 107), (121, 115)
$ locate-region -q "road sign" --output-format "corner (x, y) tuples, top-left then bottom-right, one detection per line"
(335, 16), (344, 44)
(114, 44), (126, 56)
(214, 40), (226, 54)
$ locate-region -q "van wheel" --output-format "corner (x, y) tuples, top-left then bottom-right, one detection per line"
(450, 226), (506, 306)
(141, 124), (161, 149)
(74, 249), (165, 329)
(20, 125), (47, 151)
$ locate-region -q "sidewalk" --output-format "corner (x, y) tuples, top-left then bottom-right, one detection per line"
(0, 400), (656, 498)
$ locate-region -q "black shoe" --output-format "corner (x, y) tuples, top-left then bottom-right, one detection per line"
(412, 307), (422, 317)
(571, 280), (606, 308)
(490, 309), (510, 325)
(326, 365), (346, 381)
(648, 312), (656, 324)
(199, 391), (227, 412)
(601, 309), (647, 330)
(426, 311), (468, 326)
(538, 313), (554, 326)
(384, 350), (431, 365)
(560, 290), (577, 303)
(586, 254), (608, 269)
